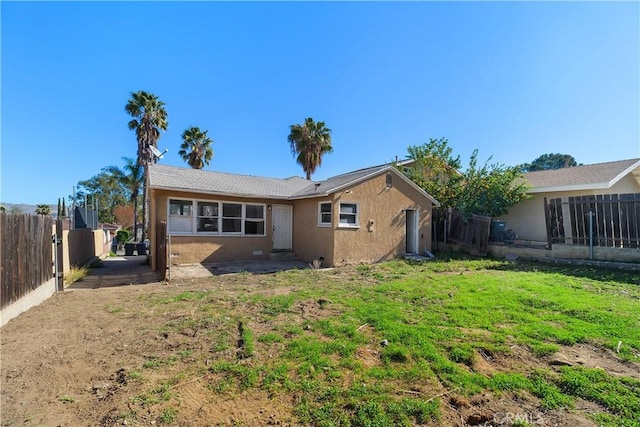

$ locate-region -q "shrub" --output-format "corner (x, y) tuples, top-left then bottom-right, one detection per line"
(116, 229), (131, 244)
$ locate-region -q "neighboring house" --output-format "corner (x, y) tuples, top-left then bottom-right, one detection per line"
(148, 163), (438, 269)
(99, 222), (121, 239)
(500, 158), (640, 242)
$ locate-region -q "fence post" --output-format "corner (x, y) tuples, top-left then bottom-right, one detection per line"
(543, 197), (553, 250)
(55, 218), (64, 290)
(588, 210), (594, 260)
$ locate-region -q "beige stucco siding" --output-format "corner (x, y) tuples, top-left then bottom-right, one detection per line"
(168, 235), (272, 264)
(332, 173), (432, 266)
(500, 175), (640, 242)
(151, 189), (291, 265)
(292, 197), (335, 266)
(149, 171), (434, 269)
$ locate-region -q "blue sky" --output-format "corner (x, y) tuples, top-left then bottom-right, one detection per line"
(2, 1), (639, 205)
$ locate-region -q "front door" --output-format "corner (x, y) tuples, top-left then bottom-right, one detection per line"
(272, 205), (292, 250)
(405, 209), (419, 254)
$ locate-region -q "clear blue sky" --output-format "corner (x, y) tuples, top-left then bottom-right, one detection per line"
(2, 1), (639, 205)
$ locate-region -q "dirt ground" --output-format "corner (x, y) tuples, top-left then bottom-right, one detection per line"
(1, 258), (638, 426)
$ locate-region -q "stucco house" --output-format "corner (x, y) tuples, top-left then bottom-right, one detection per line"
(148, 163), (438, 270)
(499, 158), (640, 242)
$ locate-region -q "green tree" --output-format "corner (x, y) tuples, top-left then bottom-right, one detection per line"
(61, 198), (66, 218)
(35, 204), (51, 215)
(0, 206), (5, 213)
(521, 153), (578, 172)
(106, 157), (143, 237)
(57, 198), (62, 218)
(76, 168), (129, 224)
(179, 126), (214, 169)
(288, 117), (333, 180)
(125, 90), (168, 241)
(458, 151), (530, 217)
(402, 138), (464, 209)
(400, 138), (529, 217)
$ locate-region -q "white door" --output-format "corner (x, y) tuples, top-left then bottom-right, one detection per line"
(272, 205), (292, 250)
(406, 209), (419, 254)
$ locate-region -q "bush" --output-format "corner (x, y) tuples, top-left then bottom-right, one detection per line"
(116, 229), (131, 244)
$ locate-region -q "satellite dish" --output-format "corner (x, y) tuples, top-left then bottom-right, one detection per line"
(150, 145), (168, 159)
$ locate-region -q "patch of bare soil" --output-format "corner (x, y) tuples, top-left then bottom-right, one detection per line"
(549, 343), (640, 379)
(1, 273), (636, 426)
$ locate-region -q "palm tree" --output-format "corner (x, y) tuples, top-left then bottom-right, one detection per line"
(288, 117), (333, 180)
(179, 127), (214, 169)
(35, 204), (51, 215)
(125, 90), (168, 241)
(106, 157), (143, 238)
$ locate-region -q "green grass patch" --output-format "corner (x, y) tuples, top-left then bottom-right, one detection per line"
(159, 407), (177, 424)
(257, 332), (284, 343)
(137, 257), (640, 425)
(557, 367), (640, 419)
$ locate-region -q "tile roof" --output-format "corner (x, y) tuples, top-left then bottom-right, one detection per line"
(524, 158), (640, 192)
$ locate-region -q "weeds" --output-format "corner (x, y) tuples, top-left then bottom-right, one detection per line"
(159, 408), (177, 424)
(64, 266), (89, 285)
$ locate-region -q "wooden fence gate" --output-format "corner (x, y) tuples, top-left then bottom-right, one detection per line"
(156, 221), (167, 281)
(433, 208), (491, 255)
(544, 193), (640, 248)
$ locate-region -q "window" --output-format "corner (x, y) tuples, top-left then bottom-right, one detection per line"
(169, 200), (193, 233)
(168, 199), (267, 236)
(222, 203), (242, 233)
(244, 204), (265, 235)
(339, 203), (359, 227)
(318, 202), (332, 226)
(197, 202), (219, 232)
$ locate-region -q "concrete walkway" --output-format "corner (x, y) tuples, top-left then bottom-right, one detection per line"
(68, 255), (161, 289)
(168, 259), (310, 280)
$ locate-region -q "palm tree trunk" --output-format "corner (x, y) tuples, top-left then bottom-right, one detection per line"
(141, 164), (148, 242)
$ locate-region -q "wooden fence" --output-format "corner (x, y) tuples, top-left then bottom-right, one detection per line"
(1, 214), (53, 309)
(433, 208), (492, 255)
(545, 193), (640, 248)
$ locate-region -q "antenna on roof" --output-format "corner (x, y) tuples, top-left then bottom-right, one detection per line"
(150, 145), (168, 160)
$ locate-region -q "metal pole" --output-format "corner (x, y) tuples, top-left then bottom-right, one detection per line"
(588, 211), (594, 260)
(53, 232), (62, 291)
(95, 197), (99, 229)
(84, 194), (88, 228)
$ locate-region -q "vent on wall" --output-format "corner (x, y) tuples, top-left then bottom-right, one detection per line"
(385, 173), (392, 188)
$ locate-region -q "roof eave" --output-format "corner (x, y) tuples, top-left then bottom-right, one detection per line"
(149, 184), (293, 200)
(608, 160), (640, 187)
(528, 182), (610, 194)
(292, 166), (440, 206)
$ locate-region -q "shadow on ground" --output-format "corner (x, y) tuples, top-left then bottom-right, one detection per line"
(68, 255), (161, 289)
(168, 260), (310, 280)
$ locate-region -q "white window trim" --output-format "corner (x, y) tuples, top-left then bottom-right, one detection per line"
(338, 201), (360, 228)
(167, 198), (266, 237)
(221, 202), (243, 235)
(243, 204), (266, 236)
(168, 198), (195, 235)
(317, 201), (332, 227)
(196, 201), (220, 234)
